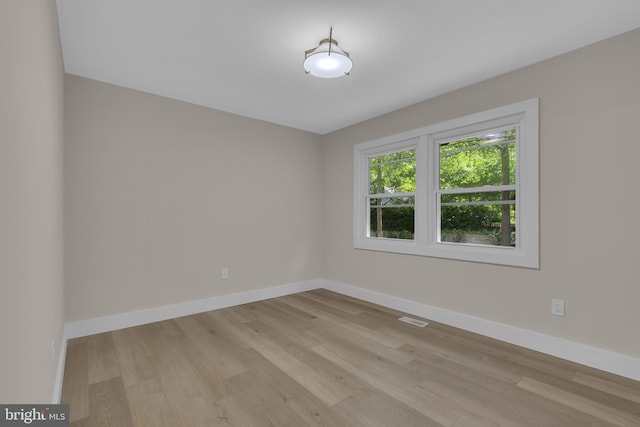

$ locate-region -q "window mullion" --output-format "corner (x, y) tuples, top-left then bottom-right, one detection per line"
(437, 184), (516, 195)
(367, 192), (416, 199)
(441, 200), (515, 207)
(440, 138), (515, 156)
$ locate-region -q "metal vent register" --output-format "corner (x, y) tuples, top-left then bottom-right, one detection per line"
(398, 316), (429, 327)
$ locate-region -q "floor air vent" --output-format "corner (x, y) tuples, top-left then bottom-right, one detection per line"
(399, 316), (428, 327)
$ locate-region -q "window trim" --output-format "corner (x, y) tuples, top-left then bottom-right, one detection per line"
(353, 98), (539, 268)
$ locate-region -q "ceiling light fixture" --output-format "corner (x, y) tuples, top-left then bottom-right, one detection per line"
(304, 27), (352, 78)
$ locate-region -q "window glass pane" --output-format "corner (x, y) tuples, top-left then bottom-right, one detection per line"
(369, 149), (416, 195)
(440, 129), (516, 190)
(441, 201), (515, 247)
(369, 206), (414, 240)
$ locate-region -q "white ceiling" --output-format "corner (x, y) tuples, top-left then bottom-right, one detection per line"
(56, 1), (640, 134)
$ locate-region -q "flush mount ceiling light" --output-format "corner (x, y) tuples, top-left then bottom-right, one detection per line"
(304, 27), (352, 78)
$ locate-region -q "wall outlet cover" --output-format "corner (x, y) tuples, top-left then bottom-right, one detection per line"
(551, 299), (565, 317)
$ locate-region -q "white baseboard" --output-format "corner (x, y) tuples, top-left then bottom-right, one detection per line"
(52, 332), (68, 403)
(64, 279), (323, 339)
(58, 277), (640, 383)
(322, 279), (640, 382)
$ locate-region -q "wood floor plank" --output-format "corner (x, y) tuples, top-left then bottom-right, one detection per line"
(89, 377), (134, 427)
(264, 298), (319, 323)
(249, 299), (317, 335)
(236, 347), (360, 427)
(379, 321), (578, 385)
(62, 289), (640, 427)
(314, 289), (407, 319)
(156, 329), (230, 402)
(69, 416), (91, 427)
(129, 322), (180, 365)
(111, 327), (155, 387)
(244, 318), (370, 401)
(573, 371), (640, 405)
(310, 342), (463, 426)
(224, 370), (310, 427)
(125, 378), (181, 427)
(335, 387), (443, 427)
(218, 392), (271, 427)
(156, 354), (230, 427)
(216, 313), (354, 406)
(397, 340), (524, 385)
(296, 290), (366, 315)
(311, 317), (415, 366)
(173, 315), (249, 379)
(196, 311), (252, 351)
(87, 332), (121, 385)
(61, 338), (90, 422)
(282, 294), (407, 348)
(450, 412), (504, 427)
(409, 358), (596, 427)
(163, 393), (229, 427)
(517, 376), (640, 427)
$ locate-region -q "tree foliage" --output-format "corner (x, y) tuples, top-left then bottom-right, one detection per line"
(369, 149), (416, 195)
(439, 130), (516, 190)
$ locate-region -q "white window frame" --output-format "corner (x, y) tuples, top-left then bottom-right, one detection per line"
(353, 98), (539, 268)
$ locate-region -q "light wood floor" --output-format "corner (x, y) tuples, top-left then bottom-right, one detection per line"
(61, 289), (640, 426)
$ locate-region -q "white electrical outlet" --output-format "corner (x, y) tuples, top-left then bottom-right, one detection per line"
(221, 268), (229, 280)
(551, 299), (565, 317)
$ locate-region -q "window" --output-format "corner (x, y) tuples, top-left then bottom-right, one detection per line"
(354, 99), (539, 268)
(368, 149), (416, 240)
(437, 128), (516, 247)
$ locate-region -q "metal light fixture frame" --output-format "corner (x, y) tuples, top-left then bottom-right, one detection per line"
(304, 27), (352, 78)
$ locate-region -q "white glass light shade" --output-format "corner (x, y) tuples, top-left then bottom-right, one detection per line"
(304, 40), (352, 78)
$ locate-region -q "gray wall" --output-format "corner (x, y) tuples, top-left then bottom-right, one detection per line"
(322, 28), (640, 358)
(0, 0), (65, 402)
(64, 76), (324, 321)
